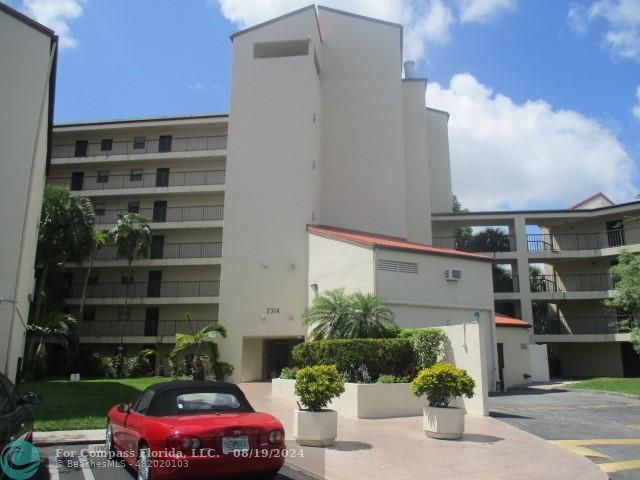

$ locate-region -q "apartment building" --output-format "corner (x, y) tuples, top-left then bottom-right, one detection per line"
(432, 193), (640, 378)
(48, 6), (506, 388)
(0, 3), (58, 382)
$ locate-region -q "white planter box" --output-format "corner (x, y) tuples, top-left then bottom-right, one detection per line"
(293, 409), (338, 446)
(272, 378), (424, 419)
(423, 406), (464, 440)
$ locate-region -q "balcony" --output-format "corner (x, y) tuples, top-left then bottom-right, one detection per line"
(527, 229), (637, 252)
(52, 135), (227, 159)
(530, 273), (615, 293)
(95, 242), (222, 261)
(433, 235), (516, 253)
(534, 315), (634, 335)
(47, 170), (225, 191)
(78, 319), (214, 338)
(95, 205), (223, 225)
(493, 275), (520, 293)
(68, 280), (220, 299)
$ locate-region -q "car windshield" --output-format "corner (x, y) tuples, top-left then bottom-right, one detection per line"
(146, 387), (253, 416)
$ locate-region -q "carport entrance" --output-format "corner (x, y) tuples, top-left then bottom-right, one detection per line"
(263, 338), (303, 380)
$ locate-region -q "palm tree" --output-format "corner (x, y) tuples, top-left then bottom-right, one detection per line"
(28, 310), (77, 376)
(343, 292), (396, 338)
(169, 314), (229, 380)
(108, 213), (151, 347)
(78, 229), (109, 321)
(302, 289), (397, 339)
(33, 186), (95, 325)
(470, 227), (511, 252)
(302, 289), (352, 340)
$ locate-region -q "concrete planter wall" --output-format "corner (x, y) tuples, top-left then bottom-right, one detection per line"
(272, 378), (424, 419)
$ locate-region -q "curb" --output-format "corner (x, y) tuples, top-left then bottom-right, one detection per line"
(281, 463), (326, 480)
(562, 387), (640, 400)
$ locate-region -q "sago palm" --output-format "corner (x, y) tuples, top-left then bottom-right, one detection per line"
(302, 289), (352, 340)
(343, 292), (395, 338)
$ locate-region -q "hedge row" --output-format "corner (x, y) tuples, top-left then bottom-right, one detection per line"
(291, 338), (416, 380)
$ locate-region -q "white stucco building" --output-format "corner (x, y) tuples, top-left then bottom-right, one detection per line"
(48, 6), (511, 390)
(0, 3), (58, 382)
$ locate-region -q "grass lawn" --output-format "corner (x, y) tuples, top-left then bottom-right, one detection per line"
(20, 377), (169, 431)
(571, 377), (640, 396)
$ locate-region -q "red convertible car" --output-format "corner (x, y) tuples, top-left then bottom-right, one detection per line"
(106, 381), (285, 480)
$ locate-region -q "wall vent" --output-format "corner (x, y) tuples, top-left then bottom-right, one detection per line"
(445, 269), (463, 281)
(378, 259), (418, 274)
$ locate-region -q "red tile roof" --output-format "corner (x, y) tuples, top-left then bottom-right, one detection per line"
(495, 314), (530, 328)
(307, 225), (492, 262)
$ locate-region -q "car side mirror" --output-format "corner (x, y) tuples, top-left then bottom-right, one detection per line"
(117, 403), (130, 413)
(22, 392), (42, 405)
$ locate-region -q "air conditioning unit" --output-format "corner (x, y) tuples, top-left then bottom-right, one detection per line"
(445, 269), (462, 281)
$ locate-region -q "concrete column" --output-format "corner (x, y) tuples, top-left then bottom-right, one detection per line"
(514, 216), (534, 326)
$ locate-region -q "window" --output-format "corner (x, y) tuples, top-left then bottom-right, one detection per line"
(133, 137), (146, 149)
(101, 139), (113, 151)
(158, 135), (172, 153)
(74, 140), (88, 157)
(253, 39), (309, 58)
(83, 308), (96, 322)
(127, 201), (140, 214)
(377, 259), (418, 274)
(130, 169), (143, 182)
(97, 170), (109, 183)
(121, 272), (134, 285)
(117, 306), (131, 322)
(94, 203), (106, 216)
(177, 392), (241, 411)
(134, 390), (155, 414)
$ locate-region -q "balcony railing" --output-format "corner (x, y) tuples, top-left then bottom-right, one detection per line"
(493, 275), (520, 293)
(94, 242), (222, 261)
(530, 273), (616, 293)
(527, 229), (635, 252)
(78, 319), (214, 337)
(534, 315), (635, 335)
(433, 235), (516, 253)
(47, 170), (225, 191)
(52, 135), (227, 158)
(69, 280), (220, 298)
(95, 205), (223, 224)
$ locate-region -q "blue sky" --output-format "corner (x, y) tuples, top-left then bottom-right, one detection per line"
(10, 0), (640, 210)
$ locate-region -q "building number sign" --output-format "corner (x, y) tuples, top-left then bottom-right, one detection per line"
(266, 307), (280, 314)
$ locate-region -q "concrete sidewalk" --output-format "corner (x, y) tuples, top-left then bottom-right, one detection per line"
(242, 382), (607, 480)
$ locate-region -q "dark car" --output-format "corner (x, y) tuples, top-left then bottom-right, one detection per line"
(0, 373), (41, 451)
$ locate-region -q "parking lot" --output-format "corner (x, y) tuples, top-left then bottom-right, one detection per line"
(491, 389), (640, 480)
(29, 443), (298, 480)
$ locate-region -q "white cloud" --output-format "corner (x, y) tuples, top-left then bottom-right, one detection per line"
(634, 85), (640, 119)
(426, 73), (637, 210)
(214, 0), (515, 62)
(569, 0), (640, 62)
(457, 0), (515, 24)
(22, 0), (85, 49)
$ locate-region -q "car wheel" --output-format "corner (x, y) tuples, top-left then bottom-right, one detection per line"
(137, 443), (152, 480)
(105, 423), (115, 455)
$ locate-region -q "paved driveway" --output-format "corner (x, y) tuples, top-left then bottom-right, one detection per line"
(490, 389), (640, 480)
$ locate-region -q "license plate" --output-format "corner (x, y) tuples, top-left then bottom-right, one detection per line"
(222, 435), (249, 454)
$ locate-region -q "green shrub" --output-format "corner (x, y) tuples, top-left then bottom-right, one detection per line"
(411, 362), (475, 408)
(212, 361), (234, 381)
(291, 338), (415, 381)
(377, 374), (398, 383)
(279, 367), (298, 379)
(399, 328), (448, 370)
(295, 365), (345, 412)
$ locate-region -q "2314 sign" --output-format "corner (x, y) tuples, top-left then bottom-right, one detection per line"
(266, 307), (280, 314)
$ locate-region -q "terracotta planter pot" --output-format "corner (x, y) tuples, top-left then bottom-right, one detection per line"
(293, 409), (338, 446)
(423, 406), (464, 440)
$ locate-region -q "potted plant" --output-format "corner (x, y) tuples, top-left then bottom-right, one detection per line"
(293, 365), (345, 446)
(410, 362), (475, 440)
